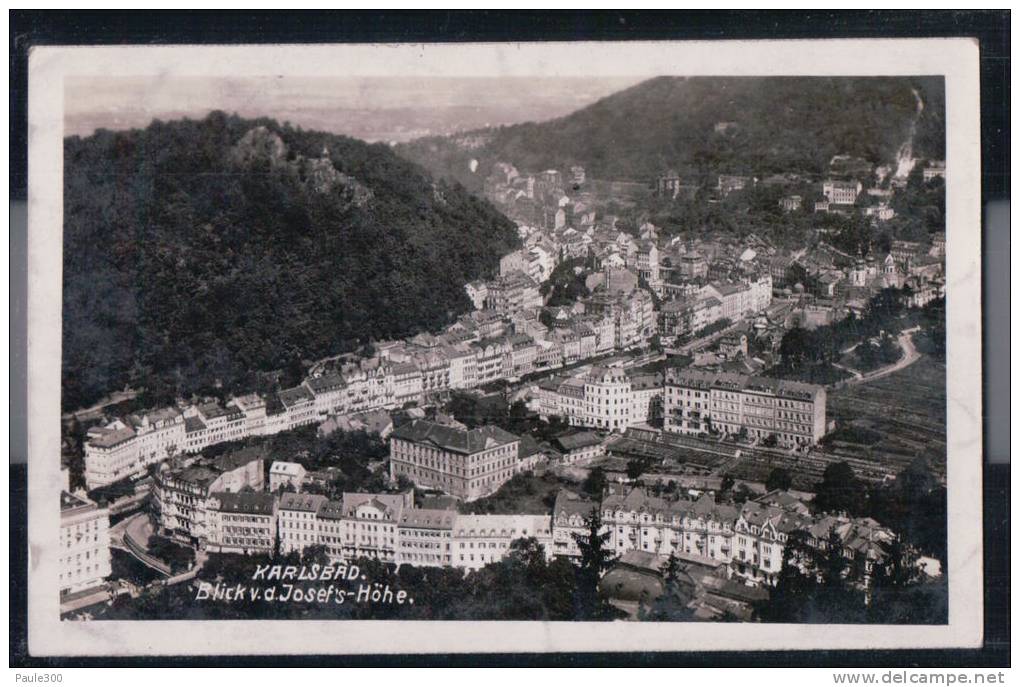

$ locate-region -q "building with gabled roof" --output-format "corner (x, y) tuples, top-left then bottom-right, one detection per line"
(269, 460), (306, 493)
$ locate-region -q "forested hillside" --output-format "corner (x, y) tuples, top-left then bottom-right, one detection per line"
(397, 76), (945, 190)
(62, 112), (518, 411)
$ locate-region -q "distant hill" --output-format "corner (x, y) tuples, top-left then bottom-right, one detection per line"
(396, 76), (946, 190)
(62, 112), (518, 411)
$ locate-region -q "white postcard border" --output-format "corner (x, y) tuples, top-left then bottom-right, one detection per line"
(27, 38), (983, 656)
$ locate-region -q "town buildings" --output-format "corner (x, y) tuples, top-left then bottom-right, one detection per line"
(388, 420), (522, 501)
(153, 446), (266, 546)
(484, 270), (543, 316)
(397, 508), (457, 567)
(334, 491), (414, 564)
(59, 491), (112, 597)
(205, 492), (278, 555)
(664, 370), (827, 447)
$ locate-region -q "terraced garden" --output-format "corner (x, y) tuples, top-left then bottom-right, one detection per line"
(719, 350), (947, 491)
(826, 353), (947, 480)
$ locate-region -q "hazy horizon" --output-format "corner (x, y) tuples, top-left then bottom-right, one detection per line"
(64, 75), (647, 143)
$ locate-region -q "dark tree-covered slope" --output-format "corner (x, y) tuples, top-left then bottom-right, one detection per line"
(63, 112), (519, 411)
(397, 76), (946, 190)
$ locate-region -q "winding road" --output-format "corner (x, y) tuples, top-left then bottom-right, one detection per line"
(834, 327), (921, 389)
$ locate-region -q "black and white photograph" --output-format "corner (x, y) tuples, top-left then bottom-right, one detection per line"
(21, 36), (988, 658)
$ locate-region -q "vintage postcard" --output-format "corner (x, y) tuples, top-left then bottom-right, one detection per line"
(26, 38), (983, 656)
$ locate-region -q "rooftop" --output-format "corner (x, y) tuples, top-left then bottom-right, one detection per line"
(390, 420), (519, 455)
(279, 492), (328, 512)
(210, 491), (276, 515)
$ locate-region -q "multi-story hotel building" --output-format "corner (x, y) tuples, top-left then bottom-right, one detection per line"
(183, 401), (247, 453)
(822, 179), (862, 205)
(59, 491), (112, 597)
(84, 406), (186, 488)
(205, 492), (278, 555)
(548, 367), (663, 434)
(599, 488), (739, 563)
(396, 508), (457, 567)
(451, 514), (553, 572)
(334, 492), (413, 564)
(664, 370), (826, 447)
(83, 422), (142, 489)
(278, 492), (328, 556)
(389, 420), (521, 501)
(302, 373), (347, 418)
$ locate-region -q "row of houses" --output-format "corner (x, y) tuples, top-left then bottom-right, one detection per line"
(158, 474), (898, 591)
(554, 487), (897, 587)
(81, 291), (649, 490)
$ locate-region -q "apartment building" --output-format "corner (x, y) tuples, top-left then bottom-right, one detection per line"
(205, 492), (278, 555)
(396, 508), (457, 567)
(278, 492), (328, 555)
(664, 370), (826, 447)
(302, 374), (347, 418)
(335, 492), (413, 564)
(600, 489), (739, 563)
(451, 514), (554, 572)
(59, 491), (111, 597)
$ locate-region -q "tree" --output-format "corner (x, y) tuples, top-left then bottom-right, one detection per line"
(813, 461), (866, 516)
(582, 467), (608, 498)
(779, 327), (818, 369)
(719, 474), (735, 493)
(808, 527), (867, 623)
(640, 552), (695, 622)
(755, 529), (814, 623)
(765, 467), (793, 492)
(626, 458), (650, 481)
(571, 508), (619, 620)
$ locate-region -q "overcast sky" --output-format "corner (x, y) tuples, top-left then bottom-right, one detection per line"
(64, 75), (646, 142)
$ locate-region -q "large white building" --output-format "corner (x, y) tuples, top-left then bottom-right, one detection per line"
(59, 491), (111, 597)
(822, 179), (862, 205)
(278, 492), (329, 556)
(84, 407), (186, 489)
(664, 370), (827, 447)
(451, 514), (554, 571)
(546, 367), (663, 433)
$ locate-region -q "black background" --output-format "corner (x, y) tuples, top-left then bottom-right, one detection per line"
(9, 9), (1010, 668)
